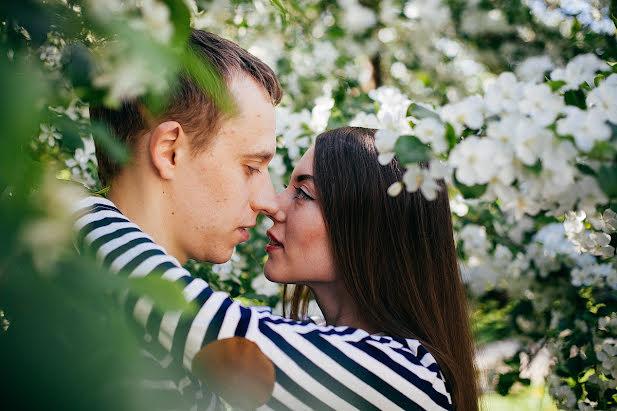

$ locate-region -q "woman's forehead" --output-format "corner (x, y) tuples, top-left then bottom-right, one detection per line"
(292, 146), (315, 178)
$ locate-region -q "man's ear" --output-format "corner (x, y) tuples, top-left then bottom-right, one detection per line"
(149, 121), (185, 180)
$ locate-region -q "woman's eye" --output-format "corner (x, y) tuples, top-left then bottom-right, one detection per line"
(293, 186), (314, 201)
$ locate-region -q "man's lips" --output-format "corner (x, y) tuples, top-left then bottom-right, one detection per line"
(237, 227), (250, 242)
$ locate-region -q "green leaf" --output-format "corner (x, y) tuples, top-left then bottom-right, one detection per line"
(594, 74), (606, 87)
(394, 135), (432, 164)
(409, 103), (440, 120)
(547, 80), (567, 92)
(90, 122), (130, 165)
(453, 173), (488, 199)
(128, 276), (196, 313)
(579, 368), (596, 383)
(588, 140), (617, 161)
(62, 42), (95, 89)
(445, 122), (458, 150)
(597, 165), (617, 198)
(564, 89), (587, 109)
(496, 371), (519, 396)
(523, 160), (542, 175)
(181, 49), (235, 115)
(160, 0), (191, 48)
(576, 163), (597, 176)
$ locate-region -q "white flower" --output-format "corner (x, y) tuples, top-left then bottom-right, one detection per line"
(349, 112), (381, 129)
(564, 210), (586, 237)
(404, 0), (451, 31)
(459, 224), (489, 256)
(374, 128), (399, 156)
(588, 209), (617, 234)
(387, 181), (403, 197)
(276, 107), (311, 160)
(413, 117), (447, 154)
(251, 274), (281, 297)
(550, 53), (606, 90)
(486, 114), (518, 147)
(94, 59), (154, 103)
(310, 95), (334, 133)
(248, 38), (283, 71)
(440, 95), (484, 134)
(576, 176), (609, 216)
(512, 122), (553, 166)
(66, 137), (96, 170)
(449, 193), (469, 217)
(449, 136), (504, 186)
(139, 0), (173, 44)
(494, 183), (543, 220)
(519, 83), (565, 126)
(586, 74), (617, 120)
(527, 163), (575, 201)
(402, 164), (441, 200)
(516, 55), (553, 83)
(556, 107), (611, 151)
(88, 0), (130, 18)
(339, 0), (377, 33)
(369, 87), (413, 132)
(484, 72), (524, 115)
(39, 124), (62, 147)
(461, 8), (512, 36)
(540, 139), (577, 172)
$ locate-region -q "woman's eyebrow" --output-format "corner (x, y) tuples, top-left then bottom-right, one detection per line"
(296, 174), (314, 183)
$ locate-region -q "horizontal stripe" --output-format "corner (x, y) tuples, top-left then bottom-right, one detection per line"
(75, 196), (452, 410)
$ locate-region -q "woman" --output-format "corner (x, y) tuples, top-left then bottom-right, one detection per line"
(75, 127), (477, 410)
(265, 127), (478, 410)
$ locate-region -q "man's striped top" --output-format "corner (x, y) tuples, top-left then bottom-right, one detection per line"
(74, 196), (453, 411)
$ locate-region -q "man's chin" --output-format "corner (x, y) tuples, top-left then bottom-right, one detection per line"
(195, 246), (235, 265)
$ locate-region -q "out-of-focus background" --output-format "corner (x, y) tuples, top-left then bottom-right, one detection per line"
(1, 0), (616, 409)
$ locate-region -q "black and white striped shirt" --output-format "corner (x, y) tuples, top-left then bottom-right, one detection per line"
(74, 196), (453, 410)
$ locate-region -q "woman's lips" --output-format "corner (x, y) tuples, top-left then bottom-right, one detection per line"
(265, 231), (283, 253)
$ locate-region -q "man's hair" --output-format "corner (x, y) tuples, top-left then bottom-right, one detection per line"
(90, 29), (283, 186)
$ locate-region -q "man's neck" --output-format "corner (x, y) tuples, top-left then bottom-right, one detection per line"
(106, 173), (188, 265)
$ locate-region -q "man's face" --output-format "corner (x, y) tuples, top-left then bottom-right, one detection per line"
(169, 75), (278, 264)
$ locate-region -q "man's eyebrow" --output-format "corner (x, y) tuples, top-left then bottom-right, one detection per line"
(243, 150), (274, 161)
(296, 174), (314, 183)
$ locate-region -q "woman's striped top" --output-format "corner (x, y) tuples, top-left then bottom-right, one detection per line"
(73, 196), (453, 411)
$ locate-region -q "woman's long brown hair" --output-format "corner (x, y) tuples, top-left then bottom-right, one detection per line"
(283, 127), (479, 410)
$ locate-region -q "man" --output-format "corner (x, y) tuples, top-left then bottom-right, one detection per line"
(91, 30), (283, 265)
(80, 29), (283, 410)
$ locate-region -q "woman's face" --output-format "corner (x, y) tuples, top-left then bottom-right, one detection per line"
(263, 146), (337, 285)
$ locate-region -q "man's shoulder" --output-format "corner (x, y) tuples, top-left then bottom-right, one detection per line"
(72, 195), (121, 216)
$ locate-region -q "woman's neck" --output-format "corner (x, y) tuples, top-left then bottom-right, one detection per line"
(308, 281), (379, 334)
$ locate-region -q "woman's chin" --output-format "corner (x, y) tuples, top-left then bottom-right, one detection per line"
(263, 262), (289, 284)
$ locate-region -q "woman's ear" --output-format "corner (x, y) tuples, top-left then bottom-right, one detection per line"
(149, 121), (185, 180)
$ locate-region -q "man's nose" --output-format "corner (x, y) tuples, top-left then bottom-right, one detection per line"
(250, 172), (285, 221)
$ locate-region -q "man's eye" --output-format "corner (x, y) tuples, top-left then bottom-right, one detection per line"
(246, 166), (261, 175)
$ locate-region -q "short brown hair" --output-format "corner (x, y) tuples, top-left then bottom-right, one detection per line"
(90, 29), (283, 186)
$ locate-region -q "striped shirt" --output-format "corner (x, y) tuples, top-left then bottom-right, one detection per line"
(74, 196), (453, 411)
